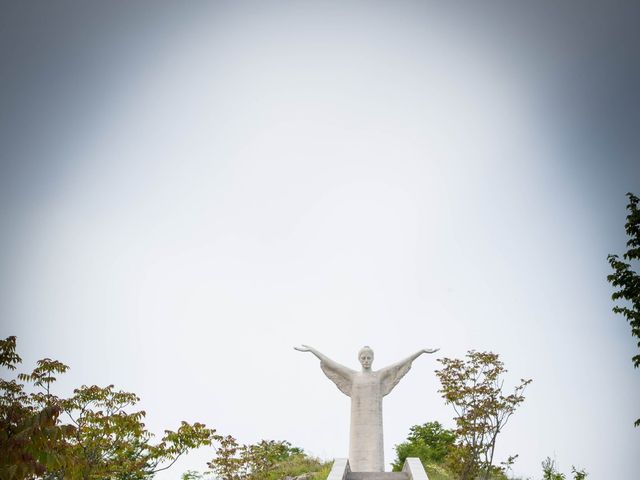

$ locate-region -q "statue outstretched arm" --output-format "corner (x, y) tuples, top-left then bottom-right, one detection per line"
(379, 348), (439, 396)
(294, 344), (334, 363)
(399, 348), (439, 365)
(294, 345), (355, 396)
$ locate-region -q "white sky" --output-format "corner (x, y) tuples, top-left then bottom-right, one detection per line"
(1, 2), (639, 479)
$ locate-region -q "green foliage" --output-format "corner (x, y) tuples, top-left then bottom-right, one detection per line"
(58, 381), (217, 479)
(421, 462), (454, 480)
(443, 444), (479, 480)
(0, 336), (71, 480)
(391, 421), (456, 471)
(607, 192), (640, 426)
(541, 458), (565, 480)
(390, 421), (510, 480)
(541, 457), (587, 480)
(209, 435), (246, 480)
(207, 437), (327, 480)
(0, 336), (218, 480)
(570, 466), (587, 480)
(18, 358), (69, 395)
(244, 439), (304, 479)
(0, 336), (21, 369)
(396, 459), (506, 480)
(435, 351), (531, 480)
(255, 452), (331, 480)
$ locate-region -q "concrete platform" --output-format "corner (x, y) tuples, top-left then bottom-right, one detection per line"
(347, 472), (410, 480)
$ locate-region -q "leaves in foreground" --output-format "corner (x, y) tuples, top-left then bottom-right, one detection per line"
(0, 336), (218, 480)
(607, 192), (640, 427)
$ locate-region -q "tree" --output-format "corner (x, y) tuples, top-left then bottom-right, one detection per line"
(0, 336), (218, 480)
(0, 336), (72, 480)
(435, 351), (531, 480)
(57, 383), (216, 480)
(207, 435), (245, 480)
(607, 192), (640, 427)
(391, 421), (456, 471)
(242, 440), (304, 479)
(207, 437), (318, 480)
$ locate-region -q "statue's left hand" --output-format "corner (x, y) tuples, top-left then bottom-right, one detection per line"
(423, 348), (439, 354)
(294, 345), (312, 352)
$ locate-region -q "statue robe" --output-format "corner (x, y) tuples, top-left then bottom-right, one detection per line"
(320, 358), (414, 472)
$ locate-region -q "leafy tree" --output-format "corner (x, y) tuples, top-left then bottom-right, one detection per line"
(607, 192), (640, 427)
(435, 351), (531, 480)
(0, 336), (218, 480)
(0, 336), (72, 480)
(57, 382), (216, 480)
(207, 437), (315, 480)
(246, 446), (330, 480)
(208, 435), (248, 480)
(243, 440), (304, 479)
(391, 421), (456, 471)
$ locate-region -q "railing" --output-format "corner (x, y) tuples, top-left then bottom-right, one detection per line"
(327, 458), (351, 480)
(327, 458), (428, 480)
(402, 458), (430, 480)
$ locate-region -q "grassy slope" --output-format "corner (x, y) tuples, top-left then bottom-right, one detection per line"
(423, 462), (455, 480)
(263, 455), (332, 480)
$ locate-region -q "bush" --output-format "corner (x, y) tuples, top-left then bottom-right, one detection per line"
(208, 437), (330, 480)
(391, 421), (456, 471)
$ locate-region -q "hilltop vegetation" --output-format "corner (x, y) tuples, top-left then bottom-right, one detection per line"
(1, 336), (586, 480)
(202, 436), (331, 480)
(391, 422), (587, 480)
(0, 336), (217, 480)
(0, 335), (330, 480)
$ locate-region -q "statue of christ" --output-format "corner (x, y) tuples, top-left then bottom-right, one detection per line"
(294, 345), (439, 472)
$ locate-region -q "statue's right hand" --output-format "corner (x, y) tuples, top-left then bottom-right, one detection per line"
(294, 344), (312, 352)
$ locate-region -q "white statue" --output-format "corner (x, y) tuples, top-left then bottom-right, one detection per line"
(294, 345), (439, 472)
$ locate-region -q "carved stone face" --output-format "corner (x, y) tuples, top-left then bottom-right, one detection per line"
(358, 347), (374, 369)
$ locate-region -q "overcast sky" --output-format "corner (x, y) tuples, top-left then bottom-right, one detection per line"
(1, 1), (639, 479)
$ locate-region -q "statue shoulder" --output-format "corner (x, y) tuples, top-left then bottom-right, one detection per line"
(320, 359), (355, 396)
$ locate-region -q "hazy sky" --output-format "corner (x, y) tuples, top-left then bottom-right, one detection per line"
(1, 1), (639, 479)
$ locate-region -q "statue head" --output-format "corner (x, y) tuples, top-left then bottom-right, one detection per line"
(358, 345), (374, 370)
